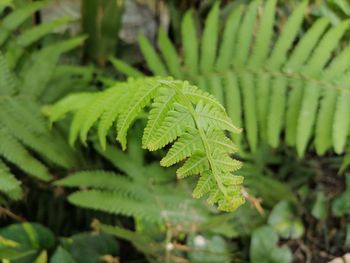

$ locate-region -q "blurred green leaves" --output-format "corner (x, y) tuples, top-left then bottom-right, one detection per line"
(187, 234), (231, 263)
(312, 191), (327, 221)
(0, 222), (120, 263)
(268, 201), (304, 239)
(250, 226), (292, 263)
(82, 0), (124, 65)
(0, 223), (54, 262)
(332, 174), (350, 217)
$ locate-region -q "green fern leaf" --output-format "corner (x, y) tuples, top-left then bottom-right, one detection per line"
(16, 17), (72, 47)
(248, 0), (277, 68)
(138, 34), (167, 76)
(233, 0), (260, 67)
(297, 20), (350, 156)
(109, 57), (144, 78)
(181, 10), (198, 77)
(200, 3), (219, 74)
(196, 101), (241, 133)
(315, 47), (350, 154)
(285, 17), (330, 146)
(267, 0), (308, 147)
(55, 170), (150, 199)
(43, 92), (95, 124)
(0, 159), (23, 200)
(98, 88), (128, 150)
(212, 152), (242, 172)
(192, 171), (214, 198)
(176, 153), (209, 179)
(0, 52), (16, 96)
(0, 1), (46, 45)
(158, 28), (182, 79)
(215, 6), (243, 71)
(117, 79), (160, 149)
(0, 127), (51, 181)
(142, 87), (178, 148)
(20, 37), (85, 98)
(147, 103), (193, 151)
(116, 0), (350, 157)
(333, 88), (350, 154)
(47, 78), (244, 212)
(206, 129), (239, 154)
(160, 130), (202, 167)
(68, 190), (161, 222)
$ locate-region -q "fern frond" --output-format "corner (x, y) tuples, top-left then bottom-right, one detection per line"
(138, 34), (167, 76)
(118, 0), (350, 156)
(142, 88), (178, 148)
(215, 6), (243, 71)
(19, 37), (86, 98)
(0, 2), (87, 203)
(147, 104), (193, 151)
(176, 153), (209, 179)
(0, 159), (23, 200)
(158, 28), (182, 79)
(110, 57), (144, 78)
(68, 190), (161, 222)
(16, 16), (72, 47)
(0, 1), (46, 45)
(0, 127), (51, 181)
(55, 170), (150, 200)
(200, 2), (219, 74)
(0, 52), (16, 96)
(181, 10), (198, 77)
(195, 101), (241, 133)
(46, 78), (244, 211)
(1, 98), (76, 168)
(285, 17), (330, 146)
(296, 20), (350, 156)
(192, 171), (214, 198)
(206, 129), (239, 154)
(98, 88), (128, 149)
(160, 130), (201, 167)
(117, 79), (161, 149)
(315, 48), (350, 154)
(333, 75), (350, 154)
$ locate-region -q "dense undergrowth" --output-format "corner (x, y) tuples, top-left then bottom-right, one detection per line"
(0, 0), (350, 262)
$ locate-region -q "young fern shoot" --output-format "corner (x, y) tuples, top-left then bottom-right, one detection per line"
(45, 77), (245, 212)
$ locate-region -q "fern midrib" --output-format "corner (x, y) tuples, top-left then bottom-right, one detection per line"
(189, 68), (349, 94)
(163, 81), (227, 196)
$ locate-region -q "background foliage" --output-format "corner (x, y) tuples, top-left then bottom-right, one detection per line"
(0, 0), (349, 262)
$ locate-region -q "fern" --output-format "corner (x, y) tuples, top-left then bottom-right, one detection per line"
(55, 145), (213, 224)
(46, 77), (244, 212)
(112, 0), (350, 157)
(0, 160), (22, 200)
(0, 3), (90, 200)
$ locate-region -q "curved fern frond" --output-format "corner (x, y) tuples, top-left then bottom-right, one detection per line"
(46, 77), (244, 212)
(118, 0), (350, 156)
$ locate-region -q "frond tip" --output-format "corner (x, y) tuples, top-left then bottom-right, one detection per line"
(45, 77), (245, 212)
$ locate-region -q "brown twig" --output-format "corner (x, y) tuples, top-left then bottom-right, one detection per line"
(0, 207), (26, 222)
(241, 187), (265, 216)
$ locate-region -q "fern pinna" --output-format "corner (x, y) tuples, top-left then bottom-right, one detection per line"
(113, 0), (350, 157)
(0, 2), (90, 200)
(45, 77), (244, 212)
